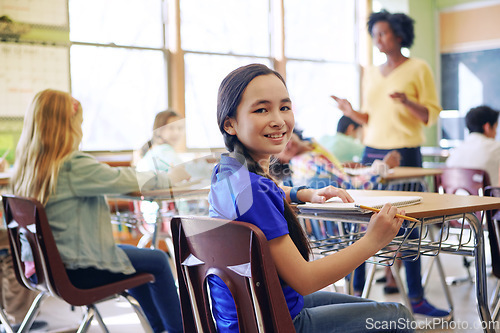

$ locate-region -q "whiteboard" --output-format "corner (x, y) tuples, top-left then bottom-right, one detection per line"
(0, 43), (70, 117)
(0, 0), (68, 26)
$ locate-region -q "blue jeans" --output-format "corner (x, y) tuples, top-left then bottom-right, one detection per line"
(293, 291), (415, 332)
(67, 245), (183, 333)
(120, 245), (183, 333)
(361, 146), (422, 168)
(357, 146), (425, 299)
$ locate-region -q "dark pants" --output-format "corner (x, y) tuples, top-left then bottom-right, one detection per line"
(355, 145), (424, 300)
(362, 146), (422, 167)
(67, 245), (183, 333)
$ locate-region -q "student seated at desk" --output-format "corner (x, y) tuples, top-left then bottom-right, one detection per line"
(446, 105), (500, 185)
(319, 115), (365, 163)
(136, 110), (184, 172)
(11, 89), (183, 333)
(135, 110), (211, 221)
(136, 109), (212, 179)
(209, 63), (415, 332)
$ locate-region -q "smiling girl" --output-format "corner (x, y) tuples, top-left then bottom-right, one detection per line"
(208, 64), (415, 332)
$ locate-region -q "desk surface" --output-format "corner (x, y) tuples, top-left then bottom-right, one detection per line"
(380, 167), (442, 181)
(298, 189), (500, 330)
(121, 181), (210, 202)
(343, 190), (500, 219)
(0, 172), (11, 187)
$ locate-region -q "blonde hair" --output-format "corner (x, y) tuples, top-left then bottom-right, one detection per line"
(11, 89), (83, 205)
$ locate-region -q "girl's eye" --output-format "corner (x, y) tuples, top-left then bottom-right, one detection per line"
(254, 108), (267, 113)
(281, 106), (291, 112)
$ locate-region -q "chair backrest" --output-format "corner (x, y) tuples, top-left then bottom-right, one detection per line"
(485, 186), (500, 278)
(1, 194), (153, 307)
(435, 167), (491, 196)
(171, 216), (295, 333)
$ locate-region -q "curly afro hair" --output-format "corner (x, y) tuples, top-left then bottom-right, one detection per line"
(367, 10), (415, 48)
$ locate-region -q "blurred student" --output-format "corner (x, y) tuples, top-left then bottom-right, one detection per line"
(136, 110), (185, 173)
(446, 105), (500, 185)
(136, 110), (212, 180)
(319, 116), (365, 163)
(11, 90), (184, 333)
(271, 130), (399, 190)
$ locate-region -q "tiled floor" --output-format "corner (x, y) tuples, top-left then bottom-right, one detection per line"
(33, 244), (498, 333)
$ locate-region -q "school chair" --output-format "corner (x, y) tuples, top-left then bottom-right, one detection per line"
(434, 167), (491, 285)
(171, 215), (295, 332)
(484, 186), (500, 320)
(1, 194), (155, 333)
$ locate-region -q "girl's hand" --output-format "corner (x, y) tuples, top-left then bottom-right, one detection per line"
(364, 204), (404, 248)
(308, 186), (354, 204)
(331, 95), (355, 117)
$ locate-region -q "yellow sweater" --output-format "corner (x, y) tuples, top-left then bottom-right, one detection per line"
(361, 58), (441, 149)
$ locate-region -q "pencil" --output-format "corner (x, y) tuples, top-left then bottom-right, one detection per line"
(0, 149), (10, 161)
(356, 205), (420, 223)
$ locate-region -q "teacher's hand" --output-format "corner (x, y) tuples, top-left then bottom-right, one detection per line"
(331, 95), (355, 116)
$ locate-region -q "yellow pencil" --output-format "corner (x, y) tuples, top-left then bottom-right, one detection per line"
(357, 205), (420, 222)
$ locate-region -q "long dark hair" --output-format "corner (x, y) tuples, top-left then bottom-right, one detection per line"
(217, 63), (311, 261)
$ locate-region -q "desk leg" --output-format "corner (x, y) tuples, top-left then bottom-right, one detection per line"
(150, 199), (162, 249)
(467, 212), (494, 332)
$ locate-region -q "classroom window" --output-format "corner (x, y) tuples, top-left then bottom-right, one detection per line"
(70, 46), (167, 151)
(181, 0), (271, 149)
(180, 0), (270, 56)
(184, 54), (272, 149)
(67, 0), (360, 151)
(284, 0), (359, 140)
(69, 0), (167, 151)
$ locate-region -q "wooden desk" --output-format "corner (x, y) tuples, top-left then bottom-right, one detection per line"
(90, 152), (133, 167)
(0, 172), (11, 187)
(298, 190), (500, 332)
(381, 167), (442, 181)
(378, 167), (443, 192)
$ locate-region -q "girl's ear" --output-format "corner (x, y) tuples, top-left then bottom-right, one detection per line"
(223, 116), (236, 135)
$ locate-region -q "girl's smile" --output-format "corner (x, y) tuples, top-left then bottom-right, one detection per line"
(224, 74), (294, 164)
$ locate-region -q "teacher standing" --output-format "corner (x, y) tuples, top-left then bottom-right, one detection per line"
(332, 10), (441, 167)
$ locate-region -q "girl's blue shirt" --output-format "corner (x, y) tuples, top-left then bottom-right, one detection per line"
(208, 154), (304, 332)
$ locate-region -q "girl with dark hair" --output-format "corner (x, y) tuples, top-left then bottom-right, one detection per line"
(208, 63), (415, 332)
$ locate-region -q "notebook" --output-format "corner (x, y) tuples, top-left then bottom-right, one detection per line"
(297, 192), (422, 214)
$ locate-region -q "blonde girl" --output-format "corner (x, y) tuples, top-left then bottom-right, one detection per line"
(12, 89), (183, 333)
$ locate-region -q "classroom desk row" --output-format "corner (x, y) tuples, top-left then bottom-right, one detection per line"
(296, 190), (500, 332)
(3, 166), (498, 331)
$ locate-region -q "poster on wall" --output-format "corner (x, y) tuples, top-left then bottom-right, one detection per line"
(0, 0), (68, 27)
(0, 43), (70, 117)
